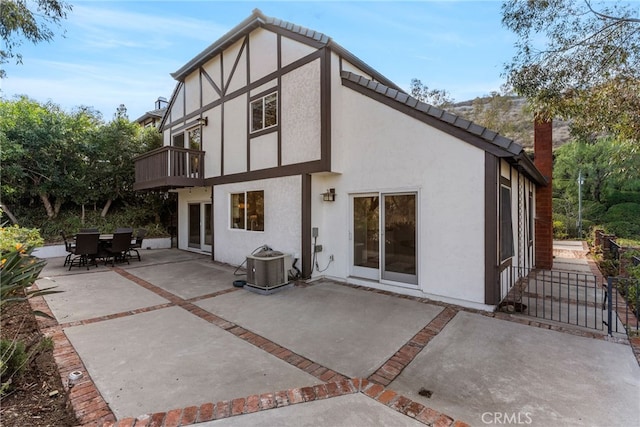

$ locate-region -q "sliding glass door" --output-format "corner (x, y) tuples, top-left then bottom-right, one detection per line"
(351, 192), (417, 285)
(188, 202), (212, 252)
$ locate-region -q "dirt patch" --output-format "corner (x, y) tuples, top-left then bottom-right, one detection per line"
(0, 299), (78, 427)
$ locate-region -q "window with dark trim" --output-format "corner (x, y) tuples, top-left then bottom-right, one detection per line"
(500, 184), (514, 262)
(250, 92), (277, 133)
(230, 190), (264, 231)
(528, 190), (534, 244)
(172, 133), (184, 148)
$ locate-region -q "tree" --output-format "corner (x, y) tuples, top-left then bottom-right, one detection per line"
(502, 0), (640, 141)
(0, 96), (95, 218)
(409, 79), (454, 108)
(468, 90), (533, 147)
(0, 0), (72, 77)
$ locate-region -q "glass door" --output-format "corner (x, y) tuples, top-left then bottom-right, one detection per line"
(351, 195), (379, 280)
(381, 193), (417, 284)
(188, 202), (212, 252)
(351, 192), (418, 285)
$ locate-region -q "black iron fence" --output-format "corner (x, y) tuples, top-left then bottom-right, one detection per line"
(501, 266), (640, 335)
(606, 277), (640, 335)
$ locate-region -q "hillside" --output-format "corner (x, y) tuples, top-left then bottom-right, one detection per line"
(447, 96), (571, 150)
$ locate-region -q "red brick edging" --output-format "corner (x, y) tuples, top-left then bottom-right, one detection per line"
(105, 378), (470, 427)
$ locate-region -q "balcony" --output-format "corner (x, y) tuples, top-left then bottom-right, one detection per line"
(133, 146), (205, 191)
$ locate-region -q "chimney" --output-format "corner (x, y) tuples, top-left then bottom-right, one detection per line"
(534, 117), (553, 269)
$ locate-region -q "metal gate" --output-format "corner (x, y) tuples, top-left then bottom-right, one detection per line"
(501, 267), (640, 335)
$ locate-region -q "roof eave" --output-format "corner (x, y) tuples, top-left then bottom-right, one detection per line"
(171, 11), (266, 81)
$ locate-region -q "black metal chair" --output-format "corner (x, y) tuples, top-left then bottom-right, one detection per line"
(68, 233), (100, 270)
(60, 231), (76, 267)
(104, 231), (132, 266)
(127, 229), (147, 261)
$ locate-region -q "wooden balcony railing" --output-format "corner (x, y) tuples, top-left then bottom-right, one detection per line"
(133, 146), (205, 191)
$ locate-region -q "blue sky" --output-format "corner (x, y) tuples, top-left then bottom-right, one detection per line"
(0, 0), (516, 121)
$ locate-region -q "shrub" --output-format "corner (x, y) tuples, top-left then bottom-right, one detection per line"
(0, 339), (27, 396)
(0, 225), (59, 316)
(0, 225), (44, 252)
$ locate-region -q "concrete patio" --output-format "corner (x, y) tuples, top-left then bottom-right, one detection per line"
(33, 248), (640, 426)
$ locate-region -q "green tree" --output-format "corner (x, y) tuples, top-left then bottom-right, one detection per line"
(0, 0), (72, 77)
(0, 97), (97, 218)
(502, 0), (640, 141)
(88, 118), (145, 218)
(468, 90), (533, 147)
(409, 79), (454, 108)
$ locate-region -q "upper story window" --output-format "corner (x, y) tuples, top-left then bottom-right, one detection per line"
(187, 126), (201, 150)
(250, 92), (277, 133)
(173, 133), (184, 148)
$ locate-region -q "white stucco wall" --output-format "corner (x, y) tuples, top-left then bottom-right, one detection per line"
(281, 36), (317, 68)
(223, 38), (246, 95)
(176, 186), (213, 251)
(202, 56), (222, 104)
(223, 95), (247, 174)
(170, 85), (185, 122)
(315, 60), (488, 307)
(250, 132), (278, 170)
(203, 105), (222, 177)
(249, 28), (278, 82)
(213, 176), (301, 267)
(184, 72), (200, 115)
(281, 58), (321, 165)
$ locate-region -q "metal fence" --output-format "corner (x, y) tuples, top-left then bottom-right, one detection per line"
(501, 267), (640, 335)
(606, 276), (640, 335)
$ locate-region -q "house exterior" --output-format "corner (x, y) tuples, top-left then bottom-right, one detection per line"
(133, 9), (547, 310)
(135, 97), (169, 128)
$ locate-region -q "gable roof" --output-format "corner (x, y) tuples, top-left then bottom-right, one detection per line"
(171, 9), (401, 91)
(165, 10), (545, 186)
(341, 71), (546, 185)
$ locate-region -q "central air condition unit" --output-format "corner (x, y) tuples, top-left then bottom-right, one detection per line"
(245, 250), (292, 294)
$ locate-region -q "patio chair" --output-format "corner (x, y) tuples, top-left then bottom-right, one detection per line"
(60, 231), (76, 267)
(127, 229), (147, 262)
(68, 233), (100, 271)
(104, 231), (132, 266)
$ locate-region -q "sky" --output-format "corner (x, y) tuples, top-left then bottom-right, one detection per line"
(0, 0), (518, 122)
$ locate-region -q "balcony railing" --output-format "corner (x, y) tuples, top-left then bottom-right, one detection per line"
(133, 146), (205, 191)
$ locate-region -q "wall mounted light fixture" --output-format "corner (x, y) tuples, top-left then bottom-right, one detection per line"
(322, 188), (336, 202)
(197, 117), (208, 126)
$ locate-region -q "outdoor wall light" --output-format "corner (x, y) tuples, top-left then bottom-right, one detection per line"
(197, 117), (209, 126)
(322, 188), (336, 202)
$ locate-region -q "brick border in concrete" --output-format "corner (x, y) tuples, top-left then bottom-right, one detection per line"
(105, 378), (471, 427)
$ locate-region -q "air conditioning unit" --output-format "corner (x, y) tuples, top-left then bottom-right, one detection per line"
(245, 250), (292, 294)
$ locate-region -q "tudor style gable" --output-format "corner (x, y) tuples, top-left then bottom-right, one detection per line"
(134, 11), (333, 191)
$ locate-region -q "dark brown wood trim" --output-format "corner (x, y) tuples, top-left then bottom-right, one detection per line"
(221, 102), (225, 176)
(201, 67), (222, 97)
(277, 33), (282, 166)
(484, 152), (499, 305)
(246, 92), (251, 172)
(211, 185), (215, 260)
(206, 160), (326, 186)
(222, 36), (247, 95)
(198, 69), (203, 109)
(263, 23), (326, 49)
(301, 173), (312, 278)
(248, 125), (279, 139)
(249, 88), (278, 102)
(163, 50), (322, 130)
(321, 47), (331, 171)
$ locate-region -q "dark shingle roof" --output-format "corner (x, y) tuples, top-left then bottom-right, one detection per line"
(341, 71), (522, 156)
(171, 9), (401, 91)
